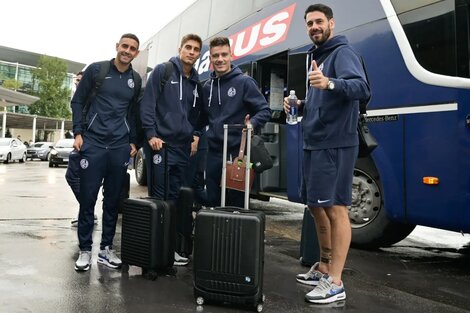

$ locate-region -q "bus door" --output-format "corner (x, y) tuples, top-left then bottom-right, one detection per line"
(249, 52), (288, 198)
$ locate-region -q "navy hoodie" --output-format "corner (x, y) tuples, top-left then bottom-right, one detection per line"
(199, 65), (271, 152)
(303, 35), (370, 150)
(71, 59), (137, 149)
(140, 56), (201, 147)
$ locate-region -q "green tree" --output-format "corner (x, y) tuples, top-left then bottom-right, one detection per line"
(29, 56), (71, 118)
(2, 79), (22, 90)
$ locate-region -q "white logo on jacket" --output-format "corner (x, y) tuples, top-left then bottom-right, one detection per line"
(128, 79), (135, 88)
(228, 87), (236, 97)
(153, 154), (162, 165)
(80, 159), (89, 169)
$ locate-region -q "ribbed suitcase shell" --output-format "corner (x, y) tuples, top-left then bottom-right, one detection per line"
(121, 198), (175, 271)
(193, 208), (265, 306)
(175, 187), (194, 257)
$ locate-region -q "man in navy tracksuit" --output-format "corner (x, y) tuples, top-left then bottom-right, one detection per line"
(140, 34), (203, 266)
(284, 4), (370, 304)
(71, 33), (141, 272)
(198, 36), (271, 208)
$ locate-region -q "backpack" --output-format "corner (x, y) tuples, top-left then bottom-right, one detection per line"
(160, 61), (174, 93)
(159, 61), (202, 99)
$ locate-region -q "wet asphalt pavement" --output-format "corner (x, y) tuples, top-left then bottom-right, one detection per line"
(1, 161), (469, 313)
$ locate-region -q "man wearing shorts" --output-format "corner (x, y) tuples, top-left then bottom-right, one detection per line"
(284, 3), (370, 304)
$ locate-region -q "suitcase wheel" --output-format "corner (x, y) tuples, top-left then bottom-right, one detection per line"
(196, 296), (204, 305)
(142, 268), (158, 281)
(121, 263), (129, 273)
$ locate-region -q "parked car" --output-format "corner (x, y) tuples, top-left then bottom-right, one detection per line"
(49, 139), (74, 167)
(26, 142), (53, 161)
(0, 138), (27, 164)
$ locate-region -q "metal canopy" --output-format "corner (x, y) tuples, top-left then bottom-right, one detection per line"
(0, 86), (39, 106)
(0, 112), (72, 130)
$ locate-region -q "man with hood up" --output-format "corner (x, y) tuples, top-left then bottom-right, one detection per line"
(140, 33), (203, 266)
(284, 3), (370, 305)
(197, 36), (271, 208)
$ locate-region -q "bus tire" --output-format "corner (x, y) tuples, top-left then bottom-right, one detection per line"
(350, 158), (416, 249)
(135, 148), (147, 186)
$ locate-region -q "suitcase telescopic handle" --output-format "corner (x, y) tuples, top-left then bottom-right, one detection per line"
(221, 123), (253, 210)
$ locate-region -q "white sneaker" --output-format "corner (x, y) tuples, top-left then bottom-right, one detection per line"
(305, 275), (346, 304)
(97, 246), (122, 269)
(296, 262), (324, 286)
(174, 252), (189, 266)
(75, 251), (92, 271)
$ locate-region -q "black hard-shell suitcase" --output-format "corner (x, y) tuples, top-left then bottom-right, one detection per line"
(121, 198), (176, 279)
(121, 146), (176, 280)
(175, 186), (194, 257)
(193, 207), (265, 311)
(299, 207), (320, 267)
(193, 124), (265, 312)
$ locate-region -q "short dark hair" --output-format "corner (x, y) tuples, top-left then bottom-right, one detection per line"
(209, 36), (230, 50)
(76, 71), (84, 76)
(304, 4), (333, 20)
(120, 33), (140, 46)
(180, 34), (202, 49)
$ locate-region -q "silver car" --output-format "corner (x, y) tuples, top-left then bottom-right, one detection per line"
(48, 139), (74, 167)
(26, 142), (53, 161)
(0, 138), (27, 164)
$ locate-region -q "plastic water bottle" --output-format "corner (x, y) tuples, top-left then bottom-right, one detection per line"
(286, 90), (298, 125)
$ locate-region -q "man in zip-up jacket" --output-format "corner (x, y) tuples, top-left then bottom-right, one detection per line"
(284, 4), (370, 305)
(140, 34), (203, 266)
(197, 36), (271, 208)
(71, 33), (141, 272)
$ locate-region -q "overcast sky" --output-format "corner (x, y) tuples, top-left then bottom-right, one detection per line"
(2, 0), (196, 65)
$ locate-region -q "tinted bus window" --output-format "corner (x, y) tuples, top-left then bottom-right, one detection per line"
(392, 0), (470, 78)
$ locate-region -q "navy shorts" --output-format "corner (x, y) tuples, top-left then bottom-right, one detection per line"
(303, 146), (358, 208)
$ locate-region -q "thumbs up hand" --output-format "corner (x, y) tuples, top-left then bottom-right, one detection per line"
(308, 60), (329, 89)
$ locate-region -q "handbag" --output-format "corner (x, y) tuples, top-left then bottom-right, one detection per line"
(357, 114), (378, 157)
(225, 129), (255, 192)
(357, 56), (378, 158)
(250, 135), (273, 173)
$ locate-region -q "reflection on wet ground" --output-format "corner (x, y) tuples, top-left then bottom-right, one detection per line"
(1, 162), (469, 312)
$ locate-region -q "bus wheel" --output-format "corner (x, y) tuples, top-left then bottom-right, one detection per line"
(350, 158), (416, 249)
(135, 148), (147, 186)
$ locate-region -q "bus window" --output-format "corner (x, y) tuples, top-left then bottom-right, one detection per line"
(391, 0), (470, 78)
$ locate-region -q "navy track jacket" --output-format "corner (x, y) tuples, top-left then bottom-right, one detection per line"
(71, 60), (138, 149)
(140, 56), (202, 147)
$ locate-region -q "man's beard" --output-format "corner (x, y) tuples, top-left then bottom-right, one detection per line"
(311, 27), (331, 46)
